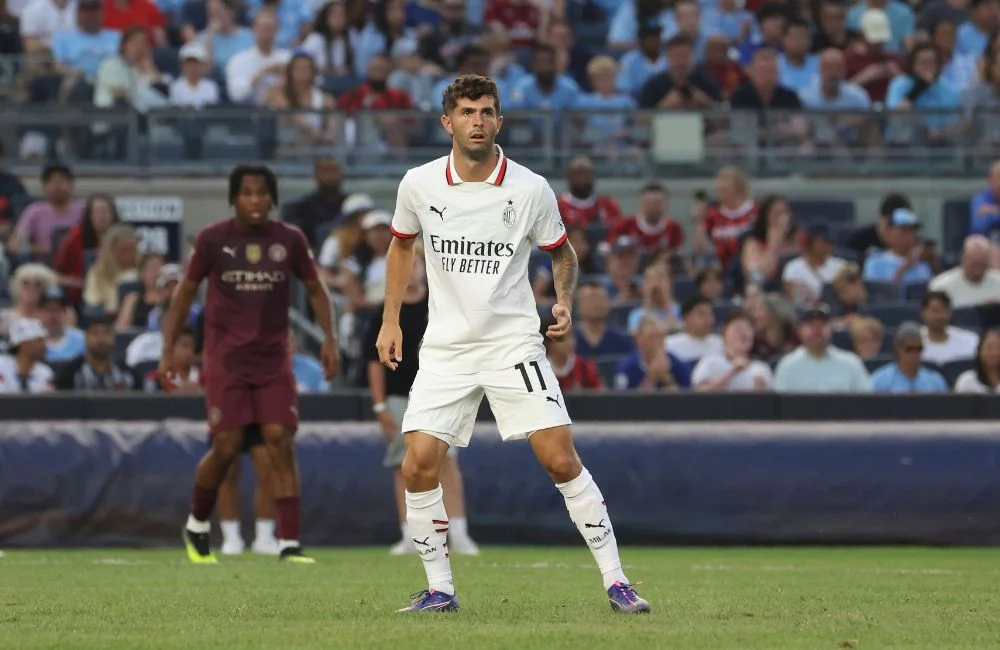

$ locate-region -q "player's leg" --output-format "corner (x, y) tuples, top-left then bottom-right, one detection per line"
(484, 358), (650, 613)
(439, 450), (479, 555)
(384, 396), (415, 555)
(184, 427), (245, 564)
(248, 440), (279, 555)
(217, 456), (246, 555)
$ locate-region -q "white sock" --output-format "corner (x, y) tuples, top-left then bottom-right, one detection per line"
(557, 467), (628, 590)
(220, 520), (242, 543)
(278, 539), (299, 551)
(451, 517), (468, 538)
(405, 485), (455, 595)
(255, 519), (275, 541)
(186, 515), (210, 534)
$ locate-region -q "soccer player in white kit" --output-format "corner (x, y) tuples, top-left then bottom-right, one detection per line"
(375, 74), (651, 614)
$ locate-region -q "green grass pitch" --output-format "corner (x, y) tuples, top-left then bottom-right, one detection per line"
(2, 547), (1000, 649)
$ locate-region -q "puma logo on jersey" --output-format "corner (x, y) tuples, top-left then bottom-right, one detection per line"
(222, 246), (237, 258)
(546, 395), (560, 407)
(430, 205), (446, 220)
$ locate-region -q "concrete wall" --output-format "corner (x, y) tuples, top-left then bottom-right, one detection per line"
(24, 175), (988, 244)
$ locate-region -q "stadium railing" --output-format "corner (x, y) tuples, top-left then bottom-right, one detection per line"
(3, 106), (997, 178)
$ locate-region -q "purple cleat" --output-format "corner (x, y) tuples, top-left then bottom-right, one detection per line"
(396, 589), (461, 613)
(607, 581), (651, 614)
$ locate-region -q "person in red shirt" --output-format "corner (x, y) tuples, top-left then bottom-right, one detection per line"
(556, 155), (623, 229)
(484, 0), (541, 49)
(337, 54), (415, 149)
(102, 0), (166, 46)
(542, 314), (602, 392)
(844, 9), (903, 104)
(606, 183), (684, 256)
(52, 193), (121, 305)
(702, 34), (744, 100)
(701, 166), (757, 269)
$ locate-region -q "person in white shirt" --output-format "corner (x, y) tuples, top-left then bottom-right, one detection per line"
(773, 304), (873, 392)
(169, 42), (220, 108)
(920, 290), (980, 365)
(374, 75), (649, 614)
(20, 0), (76, 54)
(954, 328), (1000, 393)
(225, 10), (291, 105)
(693, 310), (773, 391)
(782, 222), (845, 306)
(666, 295), (724, 364)
(0, 318), (55, 393)
(929, 235), (1000, 308)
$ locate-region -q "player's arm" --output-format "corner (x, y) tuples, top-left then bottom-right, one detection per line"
(161, 280), (198, 355)
(303, 277), (337, 352)
(383, 236), (416, 326)
(546, 239), (579, 313)
(290, 226), (340, 379)
(533, 184), (578, 340)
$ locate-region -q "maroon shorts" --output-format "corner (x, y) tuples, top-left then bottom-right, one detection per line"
(203, 372), (299, 437)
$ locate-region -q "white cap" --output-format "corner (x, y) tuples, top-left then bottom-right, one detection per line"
(179, 42), (209, 62)
(342, 193), (376, 217)
(157, 263), (181, 288)
(9, 318), (47, 347)
(361, 209), (393, 230)
(859, 9), (891, 44)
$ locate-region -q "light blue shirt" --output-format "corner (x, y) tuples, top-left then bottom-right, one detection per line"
(617, 50), (668, 98)
(846, 0), (915, 53)
(626, 304), (681, 333)
(779, 54), (819, 94)
(957, 21), (989, 57)
(872, 363), (949, 393)
(862, 250), (933, 284)
(970, 188), (1000, 236)
(46, 328), (85, 363)
(154, 0), (186, 20)
(773, 347), (874, 393)
(716, 9), (753, 41)
(508, 74), (581, 114)
(886, 75), (960, 129)
(244, 0), (314, 48)
(293, 354), (329, 393)
(52, 29), (121, 81)
(199, 28), (255, 68)
(940, 53), (979, 95)
(573, 92), (637, 144)
(799, 81), (871, 109)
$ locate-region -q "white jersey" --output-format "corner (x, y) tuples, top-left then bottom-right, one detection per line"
(391, 145), (567, 374)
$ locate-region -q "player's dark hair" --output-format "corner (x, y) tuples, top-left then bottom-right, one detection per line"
(923, 290), (951, 310)
(442, 74), (502, 115)
(681, 294), (711, 317)
(228, 164), (279, 207)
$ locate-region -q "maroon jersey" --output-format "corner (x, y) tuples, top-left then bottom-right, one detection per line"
(702, 200), (757, 268)
(607, 215), (684, 253)
(557, 192), (623, 229)
(186, 219), (317, 380)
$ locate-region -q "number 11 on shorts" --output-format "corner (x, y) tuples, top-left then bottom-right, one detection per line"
(515, 361), (547, 392)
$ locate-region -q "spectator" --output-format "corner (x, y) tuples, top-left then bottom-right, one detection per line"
(302, 0), (365, 78)
(693, 310), (773, 391)
(8, 163), (85, 257)
(225, 10), (290, 105)
(0, 318), (55, 393)
(341, 209), (392, 312)
(917, 0), (968, 34)
(701, 165), (756, 269)
(479, 31), (527, 92)
(920, 290), (979, 365)
(555, 155), (623, 229)
(51, 192), (119, 304)
(40, 285), (84, 363)
(508, 43), (580, 115)
(848, 315), (884, 360)
(282, 156), (346, 251)
(613, 316), (691, 390)
(830, 262), (869, 322)
(783, 223), (845, 306)
(375, 0), (416, 56)
(964, 49), (1000, 144)
(0, 139), (28, 236)
(431, 44), (500, 110)
(605, 235), (642, 304)
(845, 192), (910, 262)
(673, 0), (719, 62)
(812, 0), (860, 52)
(198, 0), (254, 70)
(144, 325), (200, 392)
(845, 9), (903, 104)
(246, 0), (314, 50)
(115, 252), (164, 331)
(542, 314), (602, 392)
(418, 0), (483, 71)
(55, 315), (137, 390)
(954, 328), (1000, 393)
(715, 0), (753, 44)
(387, 37), (435, 111)
(774, 304), (874, 392)
(124, 302), (166, 367)
(741, 193), (800, 291)
(695, 266), (725, 303)
(143, 264), (191, 330)
(666, 295), (724, 364)
(574, 56), (637, 152)
(94, 26), (169, 114)
(534, 226), (600, 306)
(701, 33), (744, 100)
(574, 281), (634, 358)
(885, 42), (960, 145)
(863, 208), (933, 284)
(168, 42), (221, 109)
(799, 49), (873, 150)
(932, 18), (977, 96)
(930, 235), (1000, 307)
(749, 291), (799, 362)
(19, 0), (77, 62)
(737, 3), (787, 65)
(627, 263), (679, 334)
(101, 0), (166, 46)
(336, 54), (414, 151)
(779, 17), (819, 94)
(50, 0), (121, 96)
(846, 0), (914, 54)
(0, 263), (58, 338)
(290, 332), (329, 393)
(82, 223), (138, 315)
(317, 192), (375, 285)
(266, 52), (338, 149)
(731, 48), (809, 147)
(872, 322), (949, 392)
(969, 160), (1000, 241)
(617, 19), (668, 99)
(606, 183), (683, 257)
(544, 19), (593, 89)
(484, 0), (541, 49)
(957, 0), (999, 57)
(638, 34), (721, 110)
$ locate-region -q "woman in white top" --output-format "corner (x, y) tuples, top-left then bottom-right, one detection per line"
(301, 1), (356, 78)
(954, 328), (1000, 393)
(266, 53), (337, 152)
(94, 26), (169, 114)
(693, 309), (774, 391)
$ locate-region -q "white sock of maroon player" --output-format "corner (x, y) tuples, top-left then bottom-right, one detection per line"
(405, 485), (455, 595)
(556, 467), (629, 590)
(186, 485), (218, 533)
(275, 497), (301, 550)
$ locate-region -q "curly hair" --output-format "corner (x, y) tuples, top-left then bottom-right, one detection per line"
(441, 74), (502, 115)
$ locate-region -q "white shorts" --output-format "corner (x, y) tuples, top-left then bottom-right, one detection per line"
(400, 357), (572, 448)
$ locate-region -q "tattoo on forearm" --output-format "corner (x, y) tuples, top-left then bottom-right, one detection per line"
(550, 242), (578, 304)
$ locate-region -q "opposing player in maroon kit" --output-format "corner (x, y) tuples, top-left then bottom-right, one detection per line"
(160, 164), (339, 564)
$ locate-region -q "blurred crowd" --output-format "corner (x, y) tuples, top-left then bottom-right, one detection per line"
(0, 0), (999, 159)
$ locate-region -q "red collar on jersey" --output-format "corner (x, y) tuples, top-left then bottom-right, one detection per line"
(445, 145), (508, 186)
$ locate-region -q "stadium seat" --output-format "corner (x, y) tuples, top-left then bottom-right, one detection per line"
(673, 276), (698, 303)
(114, 330), (140, 365)
(593, 356), (622, 387)
(862, 301), (921, 327)
(788, 199), (856, 226)
(952, 307), (981, 329)
(941, 197), (971, 265)
(831, 328), (853, 351)
(904, 283), (929, 302)
(880, 329), (897, 354)
(864, 281), (901, 302)
(940, 358), (976, 387)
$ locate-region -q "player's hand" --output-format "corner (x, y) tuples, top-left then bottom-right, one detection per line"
(547, 304), (573, 341)
(157, 352), (176, 394)
(321, 338), (340, 380)
(376, 322), (404, 370)
(376, 410), (398, 442)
